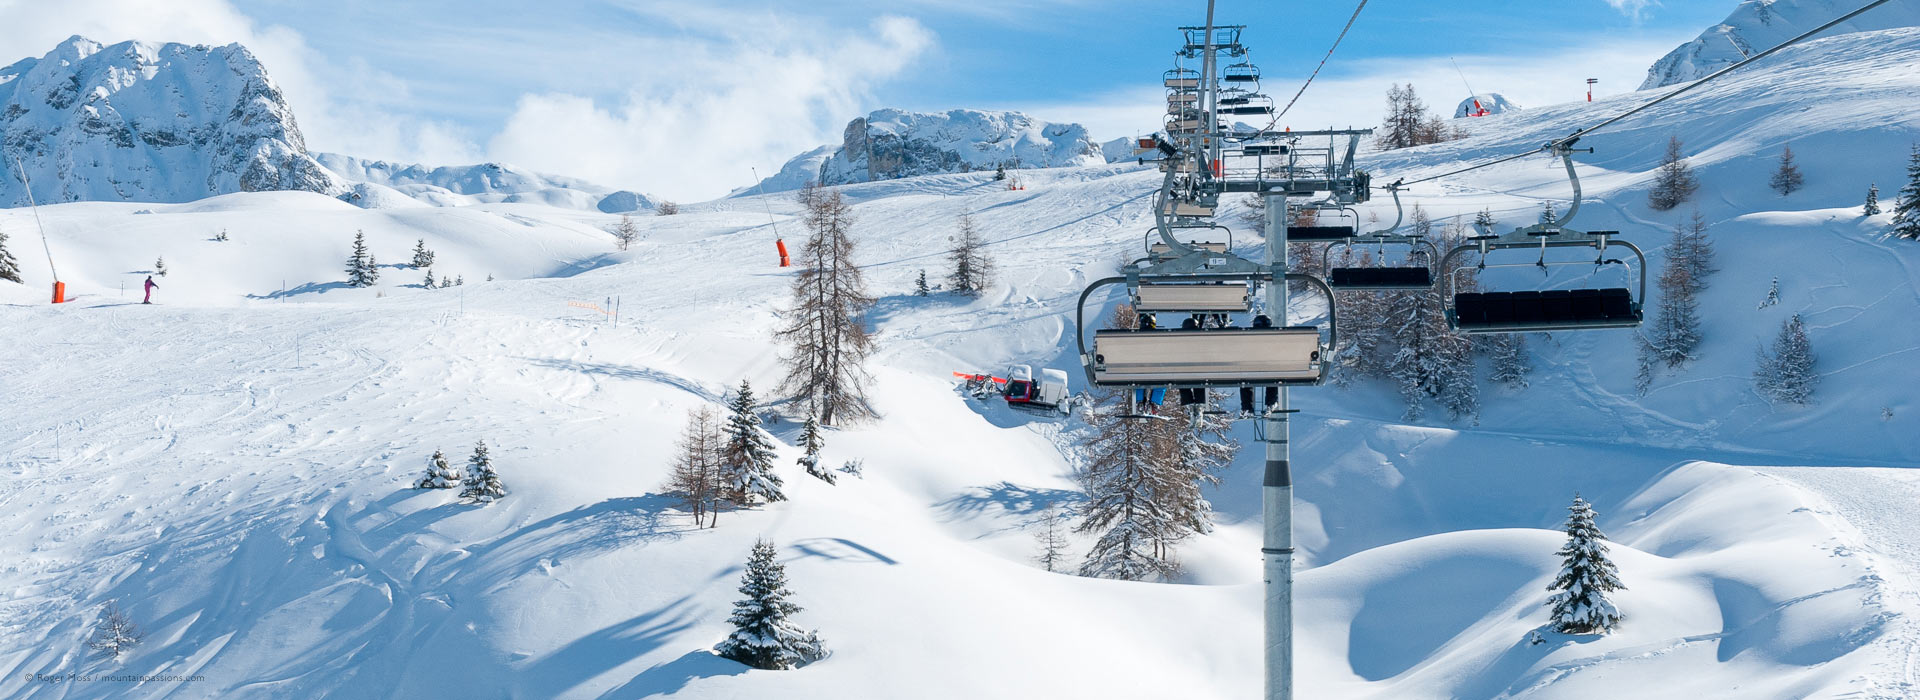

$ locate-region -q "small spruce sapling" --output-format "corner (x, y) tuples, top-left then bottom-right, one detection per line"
(155, 256), (168, 277)
(416, 449), (461, 489)
(1754, 313), (1818, 404)
(411, 239), (436, 268)
(913, 269), (930, 297)
(460, 440), (507, 503)
(722, 380), (786, 504)
(1864, 184), (1881, 216)
(1545, 495), (1625, 634)
(88, 600), (143, 660)
(1473, 207), (1497, 232)
(0, 227), (22, 283)
(797, 415), (834, 484)
(422, 269), (436, 289)
(838, 459), (863, 477)
(1757, 276), (1779, 309)
(215, 228), (229, 242)
(715, 540), (826, 670)
(1893, 144), (1920, 240)
(1769, 143), (1804, 196)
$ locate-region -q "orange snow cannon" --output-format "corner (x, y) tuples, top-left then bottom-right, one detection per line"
(51, 281), (66, 304)
(776, 238), (791, 267)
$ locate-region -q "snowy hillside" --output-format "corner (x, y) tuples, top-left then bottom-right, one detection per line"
(0, 36), (338, 207)
(3, 15), (1920, 700)
(1640, 0), (1920, 89)
(753, 108), (1106, 193)
(1454, 92), (1520, 118)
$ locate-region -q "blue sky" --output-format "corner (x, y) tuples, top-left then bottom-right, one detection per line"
(0, 0), (1737, 199)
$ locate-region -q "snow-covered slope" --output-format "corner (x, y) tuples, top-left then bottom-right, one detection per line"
(1639, 0), (1920, 89)
(0, 36), (338, 207)
(1454, 92), (1520, 118)
(2, 19), (1919, 700)
(752, 109), (1106, 193)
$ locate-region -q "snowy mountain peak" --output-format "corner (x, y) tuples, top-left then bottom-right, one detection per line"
(751, 108), (1105, 193)
(0, 36), (339, 206)
(1640, 0), (1920, 89)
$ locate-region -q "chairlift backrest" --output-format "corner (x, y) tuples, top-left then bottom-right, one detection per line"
(1134, 282), (1253, 312)
(1438, 229), (1647, 333)
(1091, 327), (1323, 387)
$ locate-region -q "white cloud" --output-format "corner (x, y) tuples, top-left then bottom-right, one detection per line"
(486, 15), (935, 201)
(1603, 0), (1661, 21)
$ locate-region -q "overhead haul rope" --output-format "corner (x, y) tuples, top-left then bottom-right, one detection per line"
(1268, 0), (1369, 125)
(1390, 0), (1896, 189)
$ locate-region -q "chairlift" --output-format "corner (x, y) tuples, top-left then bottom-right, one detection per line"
(1223, 94), (1274, 116)
(1324, 235), (1437, 290)
(1437, 143), (1646, 333)
(1075, 266), (1338, 389)
(1164, 68), (1200, 90)
(1143, 224), (1231, 262)
(1223, 63), (1261, 83)
(1134, 281), (1254, 313)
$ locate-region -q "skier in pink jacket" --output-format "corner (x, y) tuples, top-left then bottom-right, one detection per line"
(143, 275), (157, 304)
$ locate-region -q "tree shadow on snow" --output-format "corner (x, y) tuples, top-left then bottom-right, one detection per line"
(521, 357), (725, 402)
(247, 280), (353, 299)
(454, 494), (699, 591)
(935, 481), (1084, 535)
(514, 595), (722, 698)
(595, 648), (748, 699)
(787, 537), (899, 565)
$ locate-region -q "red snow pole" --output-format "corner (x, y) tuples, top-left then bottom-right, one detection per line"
(51, 281), (65, 304)
(1587, 78), (1598, 102)
(776, 238), (790, 267)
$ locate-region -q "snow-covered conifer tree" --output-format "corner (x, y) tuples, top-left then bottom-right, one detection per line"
(345, 231), (375, 287)
(1755, 314), (1818, 404)
(0, 227), (21, 283)
(1160, 394), (1235, 550)
(722, 380), (786, 505)
(1769, 144), (1803, 196)
(411, 238), (436, 268)
(1758, 276), (1779, 309)
(1895, 145), (1920, 240)
(422, 269), (436, 289)
(1539, 201), (1558, 225)
(1487, 333), (1533, 389)
(1648, 136), (1699, 211)
(1673, 212), (1717, 291)
(154, 256), (167, 277)
(1545, 496), (1625, 634)
(796, 414), (834, 484)
(460, 439), (507, 503)
(455, 275), (463, 286)
(1643, 228), (1704, 368)
(441, 275), (451, 288)
(776, 183), (877, 425)
(415, 448), (461, 489)
(913, 269), (929, 297)
(1864, 184), (1881, 216)
(1474, 207), (1497, 232)
(88, 600), (143, 660)
(947, 213), (993, 296)
(993, 163), (1007, 181)
(715, 540), (825, 670)
(666, 406), (725, 527)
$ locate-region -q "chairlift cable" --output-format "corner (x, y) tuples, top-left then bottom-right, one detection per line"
(1391, 0), (1895, 189)
(1269, 0), (1368, 125)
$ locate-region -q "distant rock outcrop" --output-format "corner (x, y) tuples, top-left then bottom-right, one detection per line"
(1640, 0), (1920, 89)
(0, 36), (340, 206)
(748, 109), (1105, 194)
(1454, 93), (1521, 118)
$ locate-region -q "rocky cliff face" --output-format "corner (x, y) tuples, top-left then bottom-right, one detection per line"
(0, 36), (339, 206)
(1640, 0), (1920, 89)
(746, 108), (1104, 193)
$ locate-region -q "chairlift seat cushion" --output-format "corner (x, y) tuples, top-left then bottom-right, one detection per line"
(1452, 288), (1641, 331)
(1287, 226), (1356, 241)
(1328, 267), (1432, 289)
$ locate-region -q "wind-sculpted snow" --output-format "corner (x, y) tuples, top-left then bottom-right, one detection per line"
(0, 36), (339, 206)
(1640, 0), (1920, 89)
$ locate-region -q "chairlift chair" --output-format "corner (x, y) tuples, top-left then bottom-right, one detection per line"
(1222, 63), (1261, 83)
(1323, 235), (1439, 291)
(1076, 268), (1338, 389)
(1163, 68), (1200, 90)
(1441, 230), (1646, 333)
